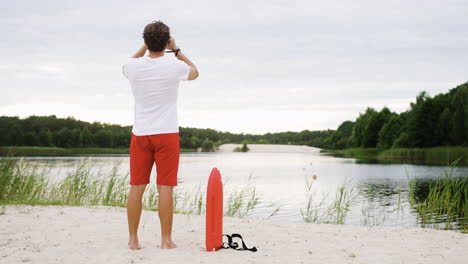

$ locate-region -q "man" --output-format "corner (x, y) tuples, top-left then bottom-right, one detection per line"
(122, 21), (199, 250)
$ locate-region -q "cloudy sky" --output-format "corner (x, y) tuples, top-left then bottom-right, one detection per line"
(2, 0), (467, 134)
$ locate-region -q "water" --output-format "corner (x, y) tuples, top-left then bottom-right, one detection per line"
(21, 150), (468, 228)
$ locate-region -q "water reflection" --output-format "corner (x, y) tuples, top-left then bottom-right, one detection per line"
(357, 182), (404, 205)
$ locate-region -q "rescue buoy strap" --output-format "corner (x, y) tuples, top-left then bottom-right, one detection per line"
(222, 233), (257, 252)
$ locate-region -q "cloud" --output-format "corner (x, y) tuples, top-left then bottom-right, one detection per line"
(1, 0), (467, 133)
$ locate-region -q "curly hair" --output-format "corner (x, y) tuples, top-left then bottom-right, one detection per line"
(143, 21), (170, 52)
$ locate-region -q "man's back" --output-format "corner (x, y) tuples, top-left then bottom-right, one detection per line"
(125, 20), (198, 250)
(123, 55), (190, 136)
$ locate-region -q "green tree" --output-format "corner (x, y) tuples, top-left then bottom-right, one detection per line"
(377, 115), (403, 149)
(450, 87), (467, 145)
(393, 132), (411, 148)
(38, 129), (53, 146)
(55, 128), (73, 147)
(406, 92), (441, 147)
(24, 132), (39, 146)
(438, 108), (452, 145)
(189, 136), (201, 149)
(71, 128), (81, 147)
(201, 138), (215, 152)
(352, 107), (391, 148)
(80, 126), (93, 147)
(94, 130), (113, 148)
(326, 121), (354, 149)
(9, 123), (24, 146)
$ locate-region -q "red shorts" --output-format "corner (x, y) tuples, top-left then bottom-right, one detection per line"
(130, 132), (180, 186)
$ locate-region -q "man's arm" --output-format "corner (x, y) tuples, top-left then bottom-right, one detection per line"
(176, 51), (199, 80)
(131, 44), (147, 58)
(167, 38), (199, 80)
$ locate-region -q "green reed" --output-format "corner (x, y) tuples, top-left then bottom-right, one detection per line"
(408, 159), (467, 232)
(176, 184), (205, 215)
(224, 174), (260, 217)
(0, 157), (262, 219)
(266, 205), (281, 220)
(0, 156), (49, 205)
(0, 157), (129, 206)
(301, 176), (356, 224)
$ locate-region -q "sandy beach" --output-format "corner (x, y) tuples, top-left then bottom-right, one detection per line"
(1, 205), (467, 264)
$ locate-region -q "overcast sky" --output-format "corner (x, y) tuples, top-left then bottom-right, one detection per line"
(1, 0), (467, 134)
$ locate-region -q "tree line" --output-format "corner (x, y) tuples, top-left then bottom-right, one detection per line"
(321, 82), (468, 149)
(0, 82), (466, 151)
(0, 115), (333, 151)
(0, 116), (132, 149)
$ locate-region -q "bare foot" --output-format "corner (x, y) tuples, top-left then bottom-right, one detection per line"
(161, 240), (177, 249)
(128, 240), (143, 250)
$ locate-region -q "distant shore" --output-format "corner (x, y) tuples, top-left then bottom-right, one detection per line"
(217, 144), (320, 153)
(1, 145), (467, 166)
(321, 146), (468, 166)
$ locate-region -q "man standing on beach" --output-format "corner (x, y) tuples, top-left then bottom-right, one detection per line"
(122, 21), (199, 250)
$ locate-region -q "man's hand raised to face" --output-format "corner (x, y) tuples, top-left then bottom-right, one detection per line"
(166, 37), (177, 51)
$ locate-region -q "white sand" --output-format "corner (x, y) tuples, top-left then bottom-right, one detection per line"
(217, 144), (321, 153)
(1, 206), (467, 264)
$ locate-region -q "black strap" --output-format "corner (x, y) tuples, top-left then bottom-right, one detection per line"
(165, 48), (181, 56)
(222, 233), (257, 252)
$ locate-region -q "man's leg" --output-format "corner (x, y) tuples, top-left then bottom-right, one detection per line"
(128, 133), (153, 250)
(127, 184), (147, 250)
(153, 133), (179, 249)
(157, 184), (177, 249)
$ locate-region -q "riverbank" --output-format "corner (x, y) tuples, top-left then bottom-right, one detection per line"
(1, 205), (466, 264)
(321, 146), (468, 166)
(0, 146), (196, 156)
(4, 145), (466, 166)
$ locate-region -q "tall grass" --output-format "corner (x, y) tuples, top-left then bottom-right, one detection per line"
(408, 160), (467, 232)
(0, 156), (131, 206)
(320, 148), (379, 160)
(224, 174), (260, 217)
(0, 157), (262, 219)
(300, 176), (356, 224)
(380, 146), (468, 165)
(176, 184), (205, 215)
(0, 157), (49, 204)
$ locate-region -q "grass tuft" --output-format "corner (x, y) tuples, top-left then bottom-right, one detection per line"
(225, 174), (260, 217)
(0, 157), (262, 220)
(301, 176), (356, 224)
(408, 159), (467, 232)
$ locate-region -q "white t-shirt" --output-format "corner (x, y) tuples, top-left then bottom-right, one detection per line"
(122, 55), (190, 136)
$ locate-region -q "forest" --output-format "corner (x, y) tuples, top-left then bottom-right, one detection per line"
(0, 82), (466, 152)
(0, 115), (332, 152)
(322, 81), (467, 149)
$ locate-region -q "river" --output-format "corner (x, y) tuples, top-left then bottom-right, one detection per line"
(19, 144), (468, 229)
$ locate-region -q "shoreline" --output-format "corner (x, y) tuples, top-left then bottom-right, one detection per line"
(1, 205), (467, 264)
(1, 145), (467, 166)
(321, 146), (468, 166)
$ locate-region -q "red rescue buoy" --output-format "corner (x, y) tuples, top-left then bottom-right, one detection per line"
(205, 167), (223, 251)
